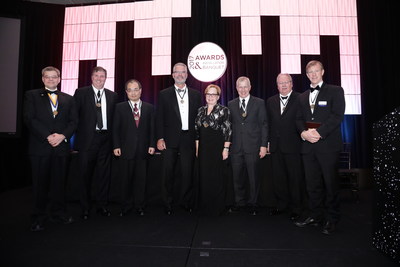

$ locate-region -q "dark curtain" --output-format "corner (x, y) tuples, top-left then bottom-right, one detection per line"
(0, 1), (65, 192)
(1, 0), (399, 192)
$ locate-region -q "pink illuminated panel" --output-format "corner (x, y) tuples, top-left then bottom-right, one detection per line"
(221, 0), (361, 114)
(62, 0), (191, 95)
(62, 0), (361, 114)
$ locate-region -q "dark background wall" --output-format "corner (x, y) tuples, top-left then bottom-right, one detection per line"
(0, 0), (399, 192)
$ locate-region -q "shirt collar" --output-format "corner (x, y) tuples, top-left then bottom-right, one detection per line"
(239, 95), (250, 102)
(280, 90), (292, 99)
(45, 87), (58, 92)
(92, 85), (104, 92)
(174, 84), (187, 91)
(129, 99), (141, 106)
(310, 81), (323, 89)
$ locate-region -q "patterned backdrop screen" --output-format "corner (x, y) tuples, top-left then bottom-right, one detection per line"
(62, 0), (360, 114)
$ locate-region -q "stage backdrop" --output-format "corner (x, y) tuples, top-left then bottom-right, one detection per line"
(1, 0), (400, 191)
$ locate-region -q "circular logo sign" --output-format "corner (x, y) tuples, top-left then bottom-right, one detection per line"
(187, 42), (227, 82)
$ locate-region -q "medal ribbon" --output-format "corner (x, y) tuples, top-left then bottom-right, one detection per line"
(48, 93), (58, 115)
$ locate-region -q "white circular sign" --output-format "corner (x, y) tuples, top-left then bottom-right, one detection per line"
(187, 42), (227, 82)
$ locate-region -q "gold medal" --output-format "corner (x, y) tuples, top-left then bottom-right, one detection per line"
(310, 104), (315, 109)
(134, 116), (139, 121)
(180, 99), (184, 104)
(53, 110), (58, 116)
(96, 102), (101, 108)
(242, 112), (247, 117)
(203, 122), (209, 128)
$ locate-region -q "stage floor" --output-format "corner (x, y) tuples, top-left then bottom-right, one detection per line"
(0, 187), (396, 267)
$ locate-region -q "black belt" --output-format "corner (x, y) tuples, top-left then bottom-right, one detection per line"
(95, 130), (108, 134)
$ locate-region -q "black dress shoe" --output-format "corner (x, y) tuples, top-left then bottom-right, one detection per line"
(30, 222), (45, 232)
(97, 208), (111, 217)
(180, 205), (192, 214)
(289, 213), (300, 221)
(227, 205), (241, 213)
(268, 208), (284, 216)
(81, 210), (90, 220)
(294, 217), (321, 227)
(136, 208), (145, 216)
(322, 221), (336, 235)
(165, 206), (173, 215)
(249, 206), (258, 216)
(50, 215), (74, 225)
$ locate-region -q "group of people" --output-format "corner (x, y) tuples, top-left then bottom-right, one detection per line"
(24, 60), (345, 236)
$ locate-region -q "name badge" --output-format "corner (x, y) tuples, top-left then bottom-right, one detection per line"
(318, 101), (327, 106)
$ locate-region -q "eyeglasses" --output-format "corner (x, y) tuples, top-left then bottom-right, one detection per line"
(205, 93), (219, 97)
(43, 76), (59, 79)
(173, 71), (187, 74)
(126, 88), (141, 93)
(277, 81), (292, 85)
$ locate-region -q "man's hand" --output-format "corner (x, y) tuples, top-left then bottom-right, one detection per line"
(259, 146), (267, 158)
(301, 129), (321, 143)
(47, 133), (65, 147)
(148, 147), (155, 155)
(114, 148), (121, 156)
(157, 139), (166, 151)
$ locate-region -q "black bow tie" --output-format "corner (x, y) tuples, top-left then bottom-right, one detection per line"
(310, 85), (320, 93)
(177, 89), (185, 93)
(281, 96), (288, 100)
(46, 89), (57, 95)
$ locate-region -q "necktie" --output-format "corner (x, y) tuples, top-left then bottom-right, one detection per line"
(96, 90), (103, 130)
(133, 103), (140, 127)
(281, 96), (288, 100)
(310, 85), (320, 93)
(241, 99), (246, 117)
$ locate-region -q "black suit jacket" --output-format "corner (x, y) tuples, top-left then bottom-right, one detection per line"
(73, 86), (118, 151)
(113, 101), (155, 160)
(266, 91), (302, 154)
(155, 86), (201, 148)
(228, 96), (268, 154)
(296, 82), (345, 153)
(24, 88), (78, 156)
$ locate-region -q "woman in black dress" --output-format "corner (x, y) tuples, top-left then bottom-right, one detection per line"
(195, 84), (232, 216)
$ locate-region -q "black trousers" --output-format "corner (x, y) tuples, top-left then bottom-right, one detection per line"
(30, 153), (69, 223)
(118, 158), (147, 211)
(270, 149), (305, 214)
(77, 132), (112, 211)
(302, 151), (340, 223)
(230, 152), (260, 206)
(161, 131), (195, 208)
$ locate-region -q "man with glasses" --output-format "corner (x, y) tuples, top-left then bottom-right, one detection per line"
(156, 62), (201, 215)
(24, 66), (77, 231)
(266, 73), (305, 221)
(112, 79), (155, 217)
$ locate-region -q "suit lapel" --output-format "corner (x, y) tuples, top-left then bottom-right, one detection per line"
(170, 87), (181, 120)
(40, 89), (55, 118)
(313, 82), (325, 114)
(245, 96), (255, 119)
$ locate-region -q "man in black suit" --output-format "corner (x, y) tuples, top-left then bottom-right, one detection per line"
(156, 62), (201, 215)
(113, 79), (155, 216)
(294, 60), (345, 235)
(266, 73), (305, 221)
(228, 76), (268, 215)
(24, 66), (77, 231)
(73, 66), (118, 219)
